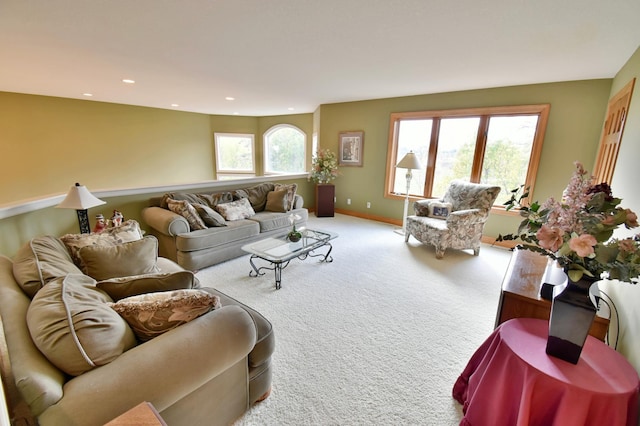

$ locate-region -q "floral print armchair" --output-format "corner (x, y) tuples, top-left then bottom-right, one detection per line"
(404, 180), (501, 258)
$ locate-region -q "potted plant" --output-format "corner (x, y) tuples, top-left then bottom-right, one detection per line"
(308, 149), (339, 217)
(287, 213), (303, 242)
(498, 161), (639, 363)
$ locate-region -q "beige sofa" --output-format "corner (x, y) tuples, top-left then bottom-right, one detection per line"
(0, 226), (274, 426)
(142, 182), (308, 271)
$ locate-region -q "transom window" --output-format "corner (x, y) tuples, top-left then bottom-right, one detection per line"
(263, 124), (306, 174)
(385, 104), (550, 206)
(214, 133), (255, 179)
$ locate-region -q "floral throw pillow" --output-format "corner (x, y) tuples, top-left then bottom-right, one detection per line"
(274, 183), (297, 211)
(428, 202), (453, 219)
(215, 198), (256, 221)
(166, 198), (207, 231)
(108, 289), (222, 342)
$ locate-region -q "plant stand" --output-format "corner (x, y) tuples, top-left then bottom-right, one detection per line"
(315, 184), (335, 217)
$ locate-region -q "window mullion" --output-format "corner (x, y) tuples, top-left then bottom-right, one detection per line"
(424, 118), (440, 198)
(470, 116), (489, 182)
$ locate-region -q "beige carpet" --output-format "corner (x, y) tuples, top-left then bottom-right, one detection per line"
(196, 214), (512, 425)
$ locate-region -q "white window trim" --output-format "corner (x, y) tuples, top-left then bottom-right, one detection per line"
(263, 124), (307, 175)
(214, 132), (256, 175)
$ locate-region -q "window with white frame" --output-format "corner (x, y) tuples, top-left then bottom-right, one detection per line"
(214, 133), (256, 179)
(386, 104), (550, 206)
(263, 124), (306, 174)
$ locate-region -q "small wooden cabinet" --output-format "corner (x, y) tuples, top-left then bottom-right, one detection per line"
(495, 249), (609, 341)
(315, 184), (335, 217)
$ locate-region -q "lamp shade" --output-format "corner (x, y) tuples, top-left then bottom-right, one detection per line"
(56, 183), (106, 210)
(396, 151), (422, 170)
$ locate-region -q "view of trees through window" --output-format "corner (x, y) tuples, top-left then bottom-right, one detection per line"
(264, 125), (306, 174)
(214, 133), (255, 178)
(389, 105), (549, 206)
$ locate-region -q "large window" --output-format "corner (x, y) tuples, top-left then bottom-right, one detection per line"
(214, 133), (255, 179)
(386, 105), (550, 206)
(263, 125), (306, 174)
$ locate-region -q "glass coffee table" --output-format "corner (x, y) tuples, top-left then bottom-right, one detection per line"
(241, 229), (338, 289)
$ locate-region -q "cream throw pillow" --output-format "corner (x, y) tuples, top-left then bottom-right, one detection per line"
(109, 289), (222, 342)
(215, 198), (256, 221)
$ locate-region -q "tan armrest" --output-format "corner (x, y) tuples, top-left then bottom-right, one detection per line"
(39, 305), (257, 426)
(446, 208), (486, 224)
(141, 207), (189, 236)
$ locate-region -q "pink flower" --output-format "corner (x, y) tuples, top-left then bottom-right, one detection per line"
(536, 225), (564, 252)
(625, 209), (638, 228)
(569, 234), (598, 257)
(619, 238), (636, 253)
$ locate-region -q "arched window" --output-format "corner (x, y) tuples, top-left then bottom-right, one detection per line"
(264, 124), (306, 174)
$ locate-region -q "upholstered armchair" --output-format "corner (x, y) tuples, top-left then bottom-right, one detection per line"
(404, 180), (501, 258)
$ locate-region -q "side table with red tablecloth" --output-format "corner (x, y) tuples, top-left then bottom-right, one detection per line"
(453, 318), (639, 426)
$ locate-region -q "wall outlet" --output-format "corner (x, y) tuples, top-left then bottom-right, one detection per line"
(347, 198), (351, 205)
(366, 202), (371, 209)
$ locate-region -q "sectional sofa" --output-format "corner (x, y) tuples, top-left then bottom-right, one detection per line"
(0, 221), (274, 425)
(142, 182), (308, 271)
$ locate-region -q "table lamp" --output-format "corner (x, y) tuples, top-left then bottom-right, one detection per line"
(56, 183), (106, 234)
(395, 151), (422, 235)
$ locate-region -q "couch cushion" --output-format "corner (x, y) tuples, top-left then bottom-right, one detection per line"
(274, 183), (297, 211)
(167, 198), (207, 231)
(12, 236), (83, 298)
(265, 189), (289, 213)
(60, 220), (144, 270)
(108, 289), (221, 342)
(249, 208), (309, 233)
(175, 220), (260, 252)
(192, 203), (227, 227)
(26, 274), (137, 376)
(215, 198), (256, 221)
(96, 270), (200, 301)
(79, 236), (160, 280)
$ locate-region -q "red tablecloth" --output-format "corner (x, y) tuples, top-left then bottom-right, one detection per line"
(453, 318), (639, 426)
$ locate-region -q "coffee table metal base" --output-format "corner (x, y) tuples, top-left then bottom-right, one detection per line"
(248, 243), (333, 289)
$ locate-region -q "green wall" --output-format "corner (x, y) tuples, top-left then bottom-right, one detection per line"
(316, 80), (612, 235)
(0, 79), (614, 257)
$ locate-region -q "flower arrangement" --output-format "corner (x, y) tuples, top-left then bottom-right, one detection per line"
(287, 213), (302, 242)
(308, 149), (339, 184)
(497, 162), (640, 283)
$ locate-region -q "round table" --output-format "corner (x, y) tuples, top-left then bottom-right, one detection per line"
(453, 318), (639, 426)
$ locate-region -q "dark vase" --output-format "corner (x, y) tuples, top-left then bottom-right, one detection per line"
(546, 271), (599, 364)
(287, 228), (302, 242)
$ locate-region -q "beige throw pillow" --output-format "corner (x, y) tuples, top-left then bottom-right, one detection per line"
(166, 198), (207, 231)
(12, 236), (83, 298)
(27, 274), (136, 376)
(60, 220), (144, 270)
(265, 189), (289, 213)
(79, 236), (160, 281)
(96, 271), (200, 301)
(274, 183), (297, 210)
(215, 198), (256, 221)
(109, 289), (222, 342)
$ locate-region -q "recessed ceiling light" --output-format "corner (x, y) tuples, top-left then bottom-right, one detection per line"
(171, 103), (179, 107)
(83, 93), (93, 97)
(288, 107), (295, 111)
(122, 79), (135, 84)
(233, 112), (239, 115)
(225, 97), (235, 101)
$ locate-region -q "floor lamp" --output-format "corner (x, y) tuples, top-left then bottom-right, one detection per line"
(56, 183), (106, 234)
(394, 151), (422, 235)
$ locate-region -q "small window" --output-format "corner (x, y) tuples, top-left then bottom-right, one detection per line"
(264, 125), (306, 174)
(214, 133), (256, 179)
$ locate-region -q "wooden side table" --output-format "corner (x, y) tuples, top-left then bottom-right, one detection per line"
(105, 402), (167, 426)
(495, 249), (609, 341)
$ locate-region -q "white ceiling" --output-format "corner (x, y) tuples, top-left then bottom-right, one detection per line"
(2, 0), (640, 117)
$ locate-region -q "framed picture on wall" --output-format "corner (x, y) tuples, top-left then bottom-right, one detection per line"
(338, 131), (364, 166)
